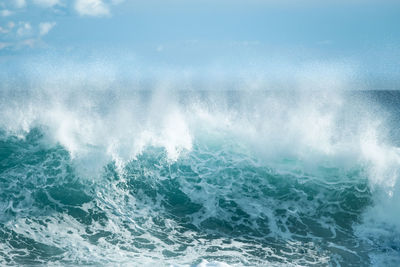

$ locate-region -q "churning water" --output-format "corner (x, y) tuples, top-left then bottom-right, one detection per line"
(0, 89), (400, 266)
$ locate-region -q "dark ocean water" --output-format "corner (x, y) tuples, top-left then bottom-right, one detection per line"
(0, 90), (399, 266)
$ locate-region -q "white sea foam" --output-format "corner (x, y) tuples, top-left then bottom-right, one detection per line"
(1, 80), (400, 265)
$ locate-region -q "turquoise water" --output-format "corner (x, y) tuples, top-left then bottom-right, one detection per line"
(0, 90), (399, 266)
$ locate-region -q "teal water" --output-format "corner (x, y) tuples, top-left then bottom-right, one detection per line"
(0, 90), (399, 266)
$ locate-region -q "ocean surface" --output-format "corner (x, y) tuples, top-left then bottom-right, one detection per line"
(0, 89), (400, 266)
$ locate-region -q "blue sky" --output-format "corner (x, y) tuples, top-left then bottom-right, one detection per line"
(1, 0), (400, 89)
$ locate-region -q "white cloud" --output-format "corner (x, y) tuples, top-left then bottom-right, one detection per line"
(0, 42), (11, 50)
(33, 0), (60, 8)
(39, 22), (56, 36)
(17, 22), (32, 36)
(156, 45), (164, 52)
(0, 38), (39, 50)
(0, 22), (15, 34)
(18, 38), (36, 48)
(0, 9), (13, 17)
(8, 21), (15, 29)
(0, 27), (8, 34)
(75, 0), (110, 17)
(14, 0), (26, 8)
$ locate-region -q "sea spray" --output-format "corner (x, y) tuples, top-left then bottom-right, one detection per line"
(0, 88), (399, 265)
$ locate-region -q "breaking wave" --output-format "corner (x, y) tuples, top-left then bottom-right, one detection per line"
(0, 87), (400, 266)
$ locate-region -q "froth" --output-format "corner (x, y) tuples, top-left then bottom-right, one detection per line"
(1, 87), (400, 248)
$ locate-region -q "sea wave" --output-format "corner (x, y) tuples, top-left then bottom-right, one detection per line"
(0, 88), (399, 265)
